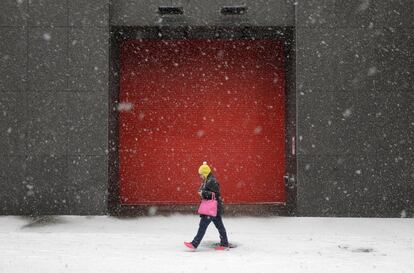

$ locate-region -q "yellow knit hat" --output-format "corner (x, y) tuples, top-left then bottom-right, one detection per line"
(198, 161), (211, 179)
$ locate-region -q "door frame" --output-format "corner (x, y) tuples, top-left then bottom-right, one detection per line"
(108, 26), (297, 216)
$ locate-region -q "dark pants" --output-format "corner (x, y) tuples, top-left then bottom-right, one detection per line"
(192, 215), (228, 248)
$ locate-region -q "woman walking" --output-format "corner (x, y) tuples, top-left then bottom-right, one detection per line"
(184, 162), (229, 251)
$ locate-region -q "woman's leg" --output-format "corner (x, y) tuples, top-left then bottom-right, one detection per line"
(191, 215), (212, 248)
(212, 216), (229, 247)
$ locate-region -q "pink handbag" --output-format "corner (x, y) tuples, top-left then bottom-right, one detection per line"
(197, 192), (218, 217)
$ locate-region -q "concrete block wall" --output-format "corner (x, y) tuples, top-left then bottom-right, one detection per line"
(110, 0), (295, 26)
(0, 0), (109, 214)
(1, 0), (412, 216)
(296, 0), (414, 216)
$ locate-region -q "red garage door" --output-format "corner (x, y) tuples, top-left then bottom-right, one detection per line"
(119, 39), (285, 205)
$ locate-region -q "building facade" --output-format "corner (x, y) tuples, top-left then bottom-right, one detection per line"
(0, 0), (412, 217)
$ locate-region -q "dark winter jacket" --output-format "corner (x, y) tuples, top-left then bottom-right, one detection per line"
(199, 173), (224, 216)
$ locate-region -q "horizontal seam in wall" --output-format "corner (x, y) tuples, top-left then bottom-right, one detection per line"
(0, 25), (107, 28)
(19, 90), (109, 93)
(296, 26), (414, 30)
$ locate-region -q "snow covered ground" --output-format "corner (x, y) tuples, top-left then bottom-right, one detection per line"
(0, 215), (413, 273)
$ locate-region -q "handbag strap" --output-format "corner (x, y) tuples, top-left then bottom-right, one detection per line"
(211, 192), (216, 200)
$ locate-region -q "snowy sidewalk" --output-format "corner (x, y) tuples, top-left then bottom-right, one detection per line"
(0, 215), (413, 273)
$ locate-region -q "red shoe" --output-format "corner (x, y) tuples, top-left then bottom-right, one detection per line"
(184, 242), (196, 250)
(214, 245), (229, 251)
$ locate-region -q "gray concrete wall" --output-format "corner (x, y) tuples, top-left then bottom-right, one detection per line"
(110, 0), (295, 27)
(296, 0), (414, 217)
(0, 0), (109, 214)
(1, 0), (412, 216)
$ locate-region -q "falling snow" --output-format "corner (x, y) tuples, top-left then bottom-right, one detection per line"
(0, 3), (412, 272)
(342, 109), (352, 118)
(42, 33), (51, 41)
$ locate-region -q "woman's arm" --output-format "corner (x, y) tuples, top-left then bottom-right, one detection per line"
(201, 179), (219, 199)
